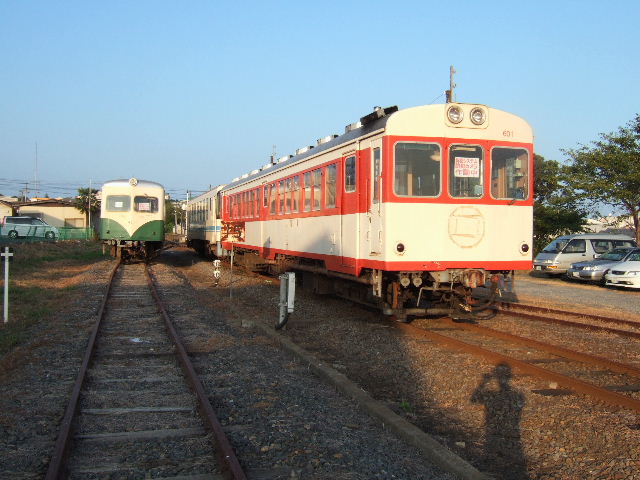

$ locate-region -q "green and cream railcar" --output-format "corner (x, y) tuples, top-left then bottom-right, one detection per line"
(100, 178), (165, 260)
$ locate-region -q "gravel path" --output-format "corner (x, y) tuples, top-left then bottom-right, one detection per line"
(3, 247), (640, 480)
(151, 255), (456, 479)
(0, 258), (114, 479)
(171, 249), (640, 480)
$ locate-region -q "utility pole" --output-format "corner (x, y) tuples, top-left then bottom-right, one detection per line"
(34, 142), (39, 198)
(21, 183), (30, 202)
(445, 65), (456, 103)
(88, 179), (92, 234)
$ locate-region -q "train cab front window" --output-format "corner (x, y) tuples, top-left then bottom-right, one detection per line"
(134, 196), (159, 213)
(394, 142), (441, 197)
(449, 145), (483, 198)
(491, 147), (529, 200)
(106, 195), (130, 212)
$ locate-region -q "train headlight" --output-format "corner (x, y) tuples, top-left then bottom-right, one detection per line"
(129, 177), (138, 186)
(446, 105), (463, 124)
(470, 107), (486, 125)
(520, 242), (530, 254)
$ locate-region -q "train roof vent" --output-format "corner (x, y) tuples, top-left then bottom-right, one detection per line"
(317, 134), (338, 146)
(344, 121), (362, 133)
(360, 105), (399, 126)
(275, 156), (288, 163)
(241, 173), (249, 179)
(295, 146), (313, 155)
(232, 177), (240, 182)
(250, 169), (260, 175)
(262, 163), (272, 170)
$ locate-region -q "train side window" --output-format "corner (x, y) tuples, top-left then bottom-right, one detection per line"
(345, 156), (356, 192)
(491, 147), (529, 200)
(279, 180), (285, 215)
(326, 164), (336, 208)
(372, 147), (381, 204)
(269, 184), (276, 215)
(449, 145), (483, 198)
(253, 190), (257, 217)
(304, 172), (312, 212)
(263, 186), (268, 209)
(285, 178), (292, 213)
(107, 195), (131, 212)
(292, 176), (300, 213)
(312, 169), (322, 211)
(394, 142), (441, 197)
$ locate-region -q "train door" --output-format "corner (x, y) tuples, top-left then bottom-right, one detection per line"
(340, 152), (358, 267)
(368, 139), (383, 255)
(259, 184), (266, 254)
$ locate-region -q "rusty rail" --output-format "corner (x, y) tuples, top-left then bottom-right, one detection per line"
(440, 318), (640, 378)
(498, 302), (640, 339)
(396, 322), (640, 413)
(145, 266), (247, 480)
(46, 260), (247, 480)
(45, 260), (121, 480)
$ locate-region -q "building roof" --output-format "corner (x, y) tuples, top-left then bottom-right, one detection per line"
(14, 199), (75, 208)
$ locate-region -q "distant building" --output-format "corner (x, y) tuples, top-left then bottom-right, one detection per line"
(584, 216), (635, 236)
(0, 200), (16, 221)
(14, 199), (90, 228)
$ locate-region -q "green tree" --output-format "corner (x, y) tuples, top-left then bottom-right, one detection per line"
(165, 199), (185, 234)
(533, 154), (588, 254)
(563, 114), (640, 243)
(73, 187), (100, 229)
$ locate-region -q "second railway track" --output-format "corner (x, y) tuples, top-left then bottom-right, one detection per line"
(46, 261), (245, 479)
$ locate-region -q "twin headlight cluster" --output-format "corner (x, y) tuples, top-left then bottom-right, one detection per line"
(446, 104), (487, 126)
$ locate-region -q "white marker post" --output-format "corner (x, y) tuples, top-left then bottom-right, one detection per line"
(2, 246), (14, 323)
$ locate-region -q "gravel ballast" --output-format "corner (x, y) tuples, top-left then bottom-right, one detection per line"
(174, 249), (640, 480)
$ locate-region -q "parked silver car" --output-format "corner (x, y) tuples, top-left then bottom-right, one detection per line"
(566, 247), (640, 284)
(1, 216), (59, 240)
(534, 233), (637, 275)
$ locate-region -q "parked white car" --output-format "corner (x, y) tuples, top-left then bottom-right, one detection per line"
(1, 216), (59, 240)
(566, 247), (639, 284)
(604, 252), (640, 289)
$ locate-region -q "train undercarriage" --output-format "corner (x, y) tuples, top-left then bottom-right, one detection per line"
(221, 249), (509, 322)
(104, 239), (163, 263)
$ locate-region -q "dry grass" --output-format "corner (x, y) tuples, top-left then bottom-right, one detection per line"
(0, 240), (108, 355)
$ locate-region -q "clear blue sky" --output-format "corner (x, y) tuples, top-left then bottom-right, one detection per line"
(1, 0), (638, 200)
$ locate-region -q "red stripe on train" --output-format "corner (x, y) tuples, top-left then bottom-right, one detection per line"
(221, 241), (531, 277)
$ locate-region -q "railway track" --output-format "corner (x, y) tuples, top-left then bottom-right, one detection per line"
(498, 301), (640, 339)
(45, 261), (246, 479)
(399, 316), (640, 413)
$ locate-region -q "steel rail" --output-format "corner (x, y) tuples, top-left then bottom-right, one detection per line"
(439, 318), (640, 378)
(45, 260), (121, 480)
(498, 303), (640, 339)
(499, 301), (640, 328)
(145, 266), (247, 480)
(395, 322), (640, 413)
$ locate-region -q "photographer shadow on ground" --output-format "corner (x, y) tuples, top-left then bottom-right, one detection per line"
(471, 363), (529, 479)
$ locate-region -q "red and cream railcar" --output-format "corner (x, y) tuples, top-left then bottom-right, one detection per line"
(215, 103), (533, 319)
